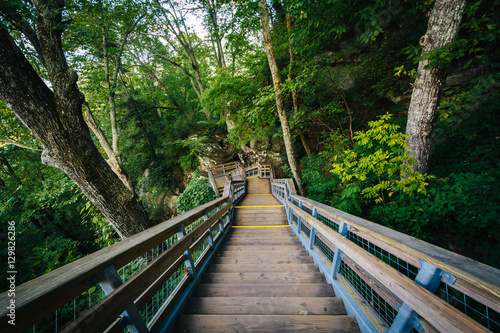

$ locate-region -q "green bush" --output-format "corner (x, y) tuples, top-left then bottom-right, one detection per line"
(176, 172), (217, 214)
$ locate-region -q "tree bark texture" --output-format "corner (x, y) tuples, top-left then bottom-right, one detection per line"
(405, 0), (466, 174)
(0, 3), (150, 239)
(259, 0), (304, 195)
(286, 14), (311, 156)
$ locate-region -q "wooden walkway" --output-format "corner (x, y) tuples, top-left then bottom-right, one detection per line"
(177, 178), (360, 332)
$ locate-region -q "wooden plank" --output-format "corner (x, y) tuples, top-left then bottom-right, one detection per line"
(176, 314), (360, 332)
(202, 272), (326, 284)
(207, 263), (318, 273)
(185, 297), (347, 315)
(212, 256), (314, 265)
(290, 204), (493, 333)
(229, 228), (292, 233)
(220, 245), (304, 251)
(59, 203), (231, 333)
(217, 250), (309, 257)
(0, 196), (229, 332)
(225, 233), (295, 239)
(222, 240), (298, 246)
(195, 284), (335, 297)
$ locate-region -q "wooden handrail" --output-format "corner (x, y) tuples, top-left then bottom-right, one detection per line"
(62, 204), (231, 333)
(0, 193), (231, 332)
(271, 177), (500, 332)
(292, 195), (500, 313)
(289, 203), (492, 333)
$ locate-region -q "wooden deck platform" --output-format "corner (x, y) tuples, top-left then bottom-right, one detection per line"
(177, 178), (360, 332)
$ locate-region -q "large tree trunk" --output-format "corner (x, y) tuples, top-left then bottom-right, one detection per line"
(0, 3), (150, 239)
(259, 0), (304, 195)
(286, 14), (311, 156)
(405, 0), (466, 174)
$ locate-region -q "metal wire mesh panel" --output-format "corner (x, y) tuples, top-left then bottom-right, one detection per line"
(340, 262), (398, 328)
(192, 238), (209, 264)
(317, 213), (340, 233)
(314, 235), (335, 261)
(31, 284), (107, 332)
(436, 282), (500, 331)
(347, 232), (418, 280)
(300, 222), (310, 238)
(140, 262), (188, 325)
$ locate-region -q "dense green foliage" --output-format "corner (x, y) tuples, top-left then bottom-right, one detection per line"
(176, 172), (217, 214)
(0, 0), (498, 291)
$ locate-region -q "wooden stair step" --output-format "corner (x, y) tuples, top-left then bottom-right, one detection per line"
(212, 256), (314, 265)
(176, 314), (360, 332)
(203, 272), (326, 284)
(185, 297), (347, 315)
(217, 250), (309, 257)
(235, 218), (287, 224)
(226, 234), (295, 239)
(207, 263), (317, 273)
(229, 228), (293, 233)
(223, 239), (298, 246)
(236, 197), (283, 206)
(195, 284), (335, 297)
(220, 245), (303, 251)
(235, 210), (287, 215)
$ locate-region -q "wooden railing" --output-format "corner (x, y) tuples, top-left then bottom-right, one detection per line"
(0, 177), (245, 333)
(271, 178), (500, 333)
(208, 162), (271, 197)
(208, 161), (241, 177)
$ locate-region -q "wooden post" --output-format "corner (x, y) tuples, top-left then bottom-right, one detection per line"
(389, 261), (454, 332)
(297, 201), (303, 233)
(330, 221), (350, 279)
(309, 208), (318, 249)
(96, 265), (149, 333)
(176, 224), (196, 280)
(217, 203), (225, 234)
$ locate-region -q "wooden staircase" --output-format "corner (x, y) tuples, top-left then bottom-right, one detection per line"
(176, 178), (360, 332)
(214, 176), (226, 196)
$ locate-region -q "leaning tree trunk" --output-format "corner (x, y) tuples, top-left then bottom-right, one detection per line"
(0, 6), (150, 239)
(286, 14), (311, 156)
(259, 0), (304, 195)
(405, 0), (466, 174)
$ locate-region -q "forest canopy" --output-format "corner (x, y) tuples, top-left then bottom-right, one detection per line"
(0, 0), (498, 289)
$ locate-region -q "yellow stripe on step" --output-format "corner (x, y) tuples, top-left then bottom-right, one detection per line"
(235, 205), (285, 208)
(232, 225), (290, 228)
(246, 194), (272, 196)
(246, 175), (259, 179)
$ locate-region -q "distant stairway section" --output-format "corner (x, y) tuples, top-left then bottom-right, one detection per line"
(177, 178), (360, 332)
(234, 177), (286, 227)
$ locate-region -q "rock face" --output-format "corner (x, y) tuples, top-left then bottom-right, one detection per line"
(192, 135), (237, 171)
(155, 192), (179, 221)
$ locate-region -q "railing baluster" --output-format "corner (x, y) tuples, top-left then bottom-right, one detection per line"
(96, 265), (149, 333)
(389, 261), (455, 333)
(297, 201), (303, 233)
(177, 223), (196, 280)
(309, 208), (318, 249)
(330, 221), (349, 279)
